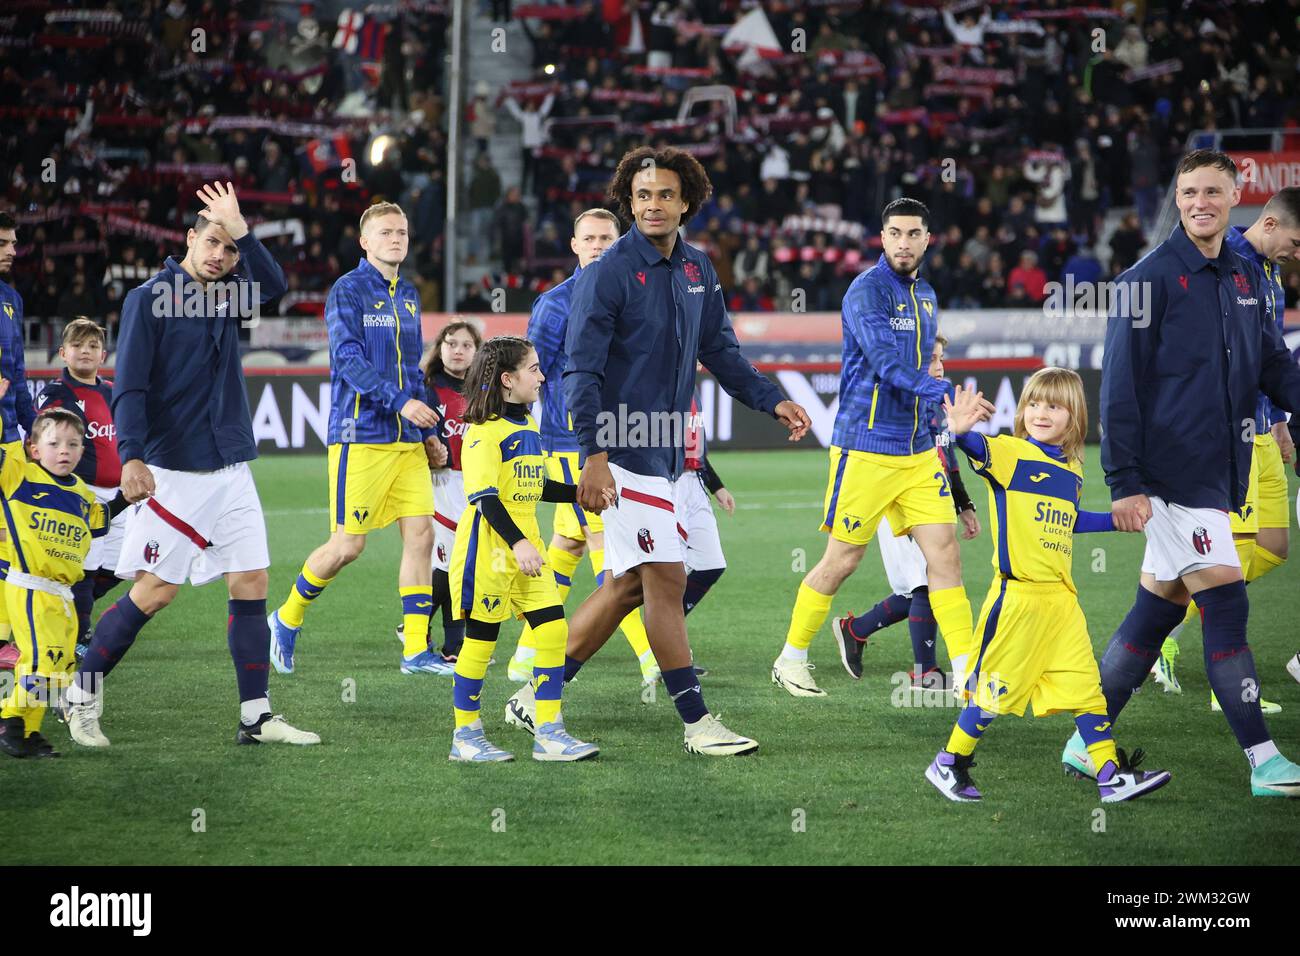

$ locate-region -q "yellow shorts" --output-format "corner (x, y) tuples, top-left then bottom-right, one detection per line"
(970, 578), (1106, 718)
(820, 446), (954, 545)
(328, 442), (434, 534)
(448, 511), (561, 623)
(1230, 440), (1262, 535)
(1254, 433), (1289, 530)
(544, 451), (603, 539)
(5, 585), (76, 689)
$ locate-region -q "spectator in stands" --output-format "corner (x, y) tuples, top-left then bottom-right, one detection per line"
(467, 152), (502, 264)
(733, 235), (768, 287)
(1108, 211), (1145, 272)
(1062, 245), (1103, 288)
(492, 186), (529, 272)
(456, 281), (492, 313)
(504, 90), (555, 194)
(468, 81), (497, 154)
(56, 272), (100, 324)
(981, 252), (1009, 308)
(1008, 250), (1048, 303)
(729, 276), (774, 313)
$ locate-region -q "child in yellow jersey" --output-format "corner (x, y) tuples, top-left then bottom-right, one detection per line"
(0, 408), (128, 758)
(923, 368), (1172, 804)
(447, 336), (609, 762)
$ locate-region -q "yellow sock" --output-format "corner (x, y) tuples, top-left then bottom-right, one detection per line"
(1087, 738), (1118, 773)
(618, 609), (652, 661)
(1247, 545), (1285, 583)
(552, 545), (580, 603)
(531, 617), (567, 726)
(518, 547), (582, 654)
(1233, 537), (1256, 577)
(1181, 600), (1198, 628)
(784, 582), (834, 651)
(945, 724), (980, 756)
(22, 703), (46, 736)
(930, 585), (975, 661)
(453, 637), (494, 728)
(279, 566), (334, 629)
(400, 585), (434, 657)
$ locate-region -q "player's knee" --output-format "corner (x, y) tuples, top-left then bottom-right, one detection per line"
(404, 519), (433, 550)
(228, 569), (268, 600)
(330, 531), (366, 564)
(130, 575), (178, 614)
(553, 534), (585, 557)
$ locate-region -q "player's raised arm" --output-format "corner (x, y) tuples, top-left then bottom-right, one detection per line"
(195, 181), (286, 303)
(847, 280), (950, 404)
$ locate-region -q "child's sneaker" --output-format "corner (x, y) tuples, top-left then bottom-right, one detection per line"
(449, 721), (513, 762)
(533, 721), (598, 761)
(1097, 749), (1171, 803)
(0, 716), (28, 758)
(926, 750), (981, 802)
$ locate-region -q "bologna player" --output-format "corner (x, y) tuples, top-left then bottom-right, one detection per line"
(37, 318), (126, 659)
(63, 181), (318, 748)
(270, 202), (450, 676)
(559, 146), (810, 757)
(1068, 151), (1300, 797)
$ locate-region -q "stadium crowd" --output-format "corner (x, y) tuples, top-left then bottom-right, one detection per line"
(2, 0), (1299, 353)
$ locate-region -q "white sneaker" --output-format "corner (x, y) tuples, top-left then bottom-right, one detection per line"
(771, 656), (827, 698)
(1287, 653), (1300, 686)
(504, 681), (537, 736)
(67, 702), (110, 748)
(1211, 692), (1281, 714)
(533, 721), (598, 761)
(683, 713), (758, 756)
(236, 713), (320, 746)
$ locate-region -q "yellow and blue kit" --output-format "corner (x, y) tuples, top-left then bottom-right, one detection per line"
(447, 402), (579, 729)
(0, 445), (126, 737)
(954, 431), (1111, 718)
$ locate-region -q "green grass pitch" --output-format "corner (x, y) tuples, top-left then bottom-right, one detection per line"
(8, 448), (1298, 865)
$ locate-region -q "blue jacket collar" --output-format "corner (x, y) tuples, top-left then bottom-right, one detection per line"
(1226, 225), (1264, 266)
(627, 224), (679, 266)
(1168, 222), (1238, 274)
(878, 253), (921, 287)
(1026, 436), (1066, 462)
(357, 257), (402, 288)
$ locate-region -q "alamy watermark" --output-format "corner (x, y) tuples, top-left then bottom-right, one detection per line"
(1043, 277), (1152, 328)
(595, 404), (703, 454)
(150, 274), (262, 328)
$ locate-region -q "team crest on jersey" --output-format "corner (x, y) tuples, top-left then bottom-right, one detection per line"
(404, 299), (416, 317)
(637, 528), (655, 553)
(922, 300), (933, 317)
(986, 676), (1009, 698)
(481, 594), (501, 612)
(1191, 526), (1212, 555)
(683, 261), (702, 284)
(1232, 272), (1251, 295)
(2, 304), (12, 320)
(143, 540), (160, 564)
(352, 507), (370, 524)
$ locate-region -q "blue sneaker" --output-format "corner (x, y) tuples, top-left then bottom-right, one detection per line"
(1250, 754), (1300, 798)
(268, 610), (299, 675)
(401, 648), (456, 675)
(533, 721), (599, 762)
(449, 722), (513, 762)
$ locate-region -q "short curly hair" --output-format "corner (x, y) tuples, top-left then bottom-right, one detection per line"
(606, 146), (713, 223)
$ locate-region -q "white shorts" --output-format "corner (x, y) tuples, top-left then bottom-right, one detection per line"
(673, 471), (726, 572)
(876, 515), (928, 597)
(117, 462), (271, 587)
(432, 469), (467, 572)
(1140, 496), (1239, 582)
(85, 483), (128, 572)
(602, 462), (685, 578)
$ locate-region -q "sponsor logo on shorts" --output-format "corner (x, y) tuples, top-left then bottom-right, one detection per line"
(436, 543), (447, 564)
(1191, 526), (1212, 555)
(986, 676), (1009, 698)
(637, 528), (655, 554)
(841, 514), (863, 533)
(352, 507), (370, 524)
(143, 540), (160, 564)
(481, 595), (501, 612)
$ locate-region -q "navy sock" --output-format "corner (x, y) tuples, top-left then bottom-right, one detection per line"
(76, 592), (151, 692)
(71, 577), (94, 646)
(92, 570), (124, 602)
(563, 654), (585, 683)
(1099, 585), (1187, 721)
(441, 620), (466, 658)
(848, 593), (910, 641)
(683, 567), (724, 615)
(227, 599), (271, 705)
(661, 665), (708, 724)
(1198, 581), (1269, 749)
(907, 586), (937, 670)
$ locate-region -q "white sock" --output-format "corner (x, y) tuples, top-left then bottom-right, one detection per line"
(240, 697), (270, 727)
(638, 649), (655, 666)
(780, 643), (808, 662)
(1245, 740), (1280, 769)
(513, 645), (536, 663)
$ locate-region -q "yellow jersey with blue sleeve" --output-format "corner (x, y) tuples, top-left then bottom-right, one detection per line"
(0, 444), (111, 585)
(956, 432), (1084, 591)
(449, 410), (560, 623)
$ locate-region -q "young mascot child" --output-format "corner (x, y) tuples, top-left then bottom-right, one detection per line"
(447, 336), (608, 762)
(926, 369), (1172, 804)
(0, 407), (129, 758)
